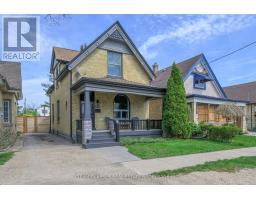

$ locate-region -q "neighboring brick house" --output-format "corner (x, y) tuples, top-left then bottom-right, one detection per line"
(47, 21), (247, 148)
(0, 61), (22, 149)
(224, 81), (256, 131)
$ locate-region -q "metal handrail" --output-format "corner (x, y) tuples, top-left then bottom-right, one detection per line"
(107, 118), (120, 142)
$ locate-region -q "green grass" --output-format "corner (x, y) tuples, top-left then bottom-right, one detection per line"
(0, 152), (14, 165)
(121, 135), (256, 159)
(152, 156), (256, 177)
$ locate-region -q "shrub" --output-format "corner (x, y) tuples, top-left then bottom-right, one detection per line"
(200, 123), (214, 135)
(188, 122), (202, 136)
(208, 125), (235, 142)
(162, 63), (190, 138)
(222, 124), (243, 135)
(0, 126), (16, 150)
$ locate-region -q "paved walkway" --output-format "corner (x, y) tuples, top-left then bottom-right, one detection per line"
(122, 147), (256, 175)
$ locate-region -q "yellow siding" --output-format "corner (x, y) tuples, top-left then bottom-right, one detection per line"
(50, 73), (71, 136)
(94, 92), (149, 130)
(72, 48), (151, 85)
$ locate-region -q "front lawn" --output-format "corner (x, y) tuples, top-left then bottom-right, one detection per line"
(152, 156), (256, 177)
(121, 135), (256, 159)
(0, 152), (14, 165)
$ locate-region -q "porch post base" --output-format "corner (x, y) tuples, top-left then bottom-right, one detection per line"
(82, 119), (92, 147)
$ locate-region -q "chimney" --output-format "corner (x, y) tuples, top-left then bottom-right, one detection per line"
(152, 63), (158, 75)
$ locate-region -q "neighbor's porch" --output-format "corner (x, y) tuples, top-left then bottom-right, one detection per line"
(187, 94), (248, 132)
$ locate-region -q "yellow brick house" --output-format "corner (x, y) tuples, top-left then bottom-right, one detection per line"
(48, 21), (247, 148)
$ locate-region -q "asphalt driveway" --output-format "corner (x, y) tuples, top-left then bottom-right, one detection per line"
(1, 133), (256, 184)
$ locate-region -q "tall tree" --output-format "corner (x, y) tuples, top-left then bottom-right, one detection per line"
(41, 74), (53, 95)
(162, 63), (190, 138)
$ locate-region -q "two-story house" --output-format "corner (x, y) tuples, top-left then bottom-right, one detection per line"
(47, 21), (247, 148)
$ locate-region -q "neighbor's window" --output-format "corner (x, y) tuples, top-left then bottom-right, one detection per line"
(3, 100), (11, 123)
(194, 75), (206, 89)
(57, 100), (60, 123)
(108, 51), (122, 77)
(113, 95), (129, 120)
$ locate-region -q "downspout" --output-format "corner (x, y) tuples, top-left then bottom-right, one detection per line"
(70, 71), (73, 142)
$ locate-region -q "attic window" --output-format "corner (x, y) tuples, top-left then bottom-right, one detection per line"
(108, 51), (122, 77)
(194, 74), (206, 89)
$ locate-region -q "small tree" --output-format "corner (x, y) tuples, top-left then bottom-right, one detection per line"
(162, 63), (190, 138)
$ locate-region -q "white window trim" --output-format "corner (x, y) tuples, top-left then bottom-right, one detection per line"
(3, 100), (11, 124)
(107, 51), (122, 77)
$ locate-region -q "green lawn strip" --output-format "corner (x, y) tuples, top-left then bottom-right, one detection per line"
(121, 135), (256, 159)
(0, 152), (15, 165)
(152, 156), (256, 177)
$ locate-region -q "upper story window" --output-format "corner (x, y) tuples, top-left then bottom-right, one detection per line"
(194, 74), (206, 90)
(108, 51), (122, 77)
(3, 100), (11, 123)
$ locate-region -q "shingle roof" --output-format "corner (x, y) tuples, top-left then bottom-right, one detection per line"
(53, 47), (79, 62)
(0, 61), (22, 90)
(224, 81), (256, 103)
(151, 54), (202, 88)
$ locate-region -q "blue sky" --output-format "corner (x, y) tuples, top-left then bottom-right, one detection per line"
(1, 14), (256, 107)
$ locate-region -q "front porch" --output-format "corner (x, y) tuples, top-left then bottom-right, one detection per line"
(71, 77), (165, 148)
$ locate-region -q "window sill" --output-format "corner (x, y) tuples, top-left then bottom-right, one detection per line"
(107, 75), (123, 79)
(194, 86), (206, 90)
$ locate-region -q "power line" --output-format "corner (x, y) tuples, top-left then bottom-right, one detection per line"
(209, 41), (256, 63)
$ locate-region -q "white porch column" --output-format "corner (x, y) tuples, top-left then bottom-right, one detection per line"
(242, 106), (247, 133)
(82, 90), (92, 148)
(192, 101), (198, 123)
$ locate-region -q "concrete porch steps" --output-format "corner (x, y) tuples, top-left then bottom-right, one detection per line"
(87, 131), (120, 148)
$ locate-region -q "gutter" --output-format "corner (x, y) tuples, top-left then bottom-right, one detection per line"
(187, 94), (250, 104)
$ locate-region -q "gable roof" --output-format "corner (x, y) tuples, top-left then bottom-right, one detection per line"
(50, 47), (79, 73)
(0, 61), (22, 90)
(151, 53), (227, 98)
(53, 47), (79, 62)
(224, 81), (256, 103)
(151, 54), (202, 88)
(67, 21), (155, 79)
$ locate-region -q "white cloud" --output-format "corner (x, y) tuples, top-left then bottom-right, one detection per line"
(139, 15), (256, 59)
(227, 72), (256, 82)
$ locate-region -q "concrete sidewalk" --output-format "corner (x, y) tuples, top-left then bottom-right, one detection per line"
(122, 147), (256, 175)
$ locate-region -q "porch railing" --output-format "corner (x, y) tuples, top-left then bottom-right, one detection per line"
(119, 119), (162, 130)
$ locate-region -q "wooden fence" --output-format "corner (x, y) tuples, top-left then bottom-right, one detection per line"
(16, 116), (50, 133)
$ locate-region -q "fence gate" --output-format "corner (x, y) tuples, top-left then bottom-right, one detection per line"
(16, 116), (50, 133)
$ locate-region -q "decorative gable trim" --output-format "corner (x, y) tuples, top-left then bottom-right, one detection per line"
(67, 21), (155, 79)
(183, 54), (227, 98)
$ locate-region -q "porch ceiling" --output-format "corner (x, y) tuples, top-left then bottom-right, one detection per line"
(71, 77), (165, 98)
(187, 94), (248, 106)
